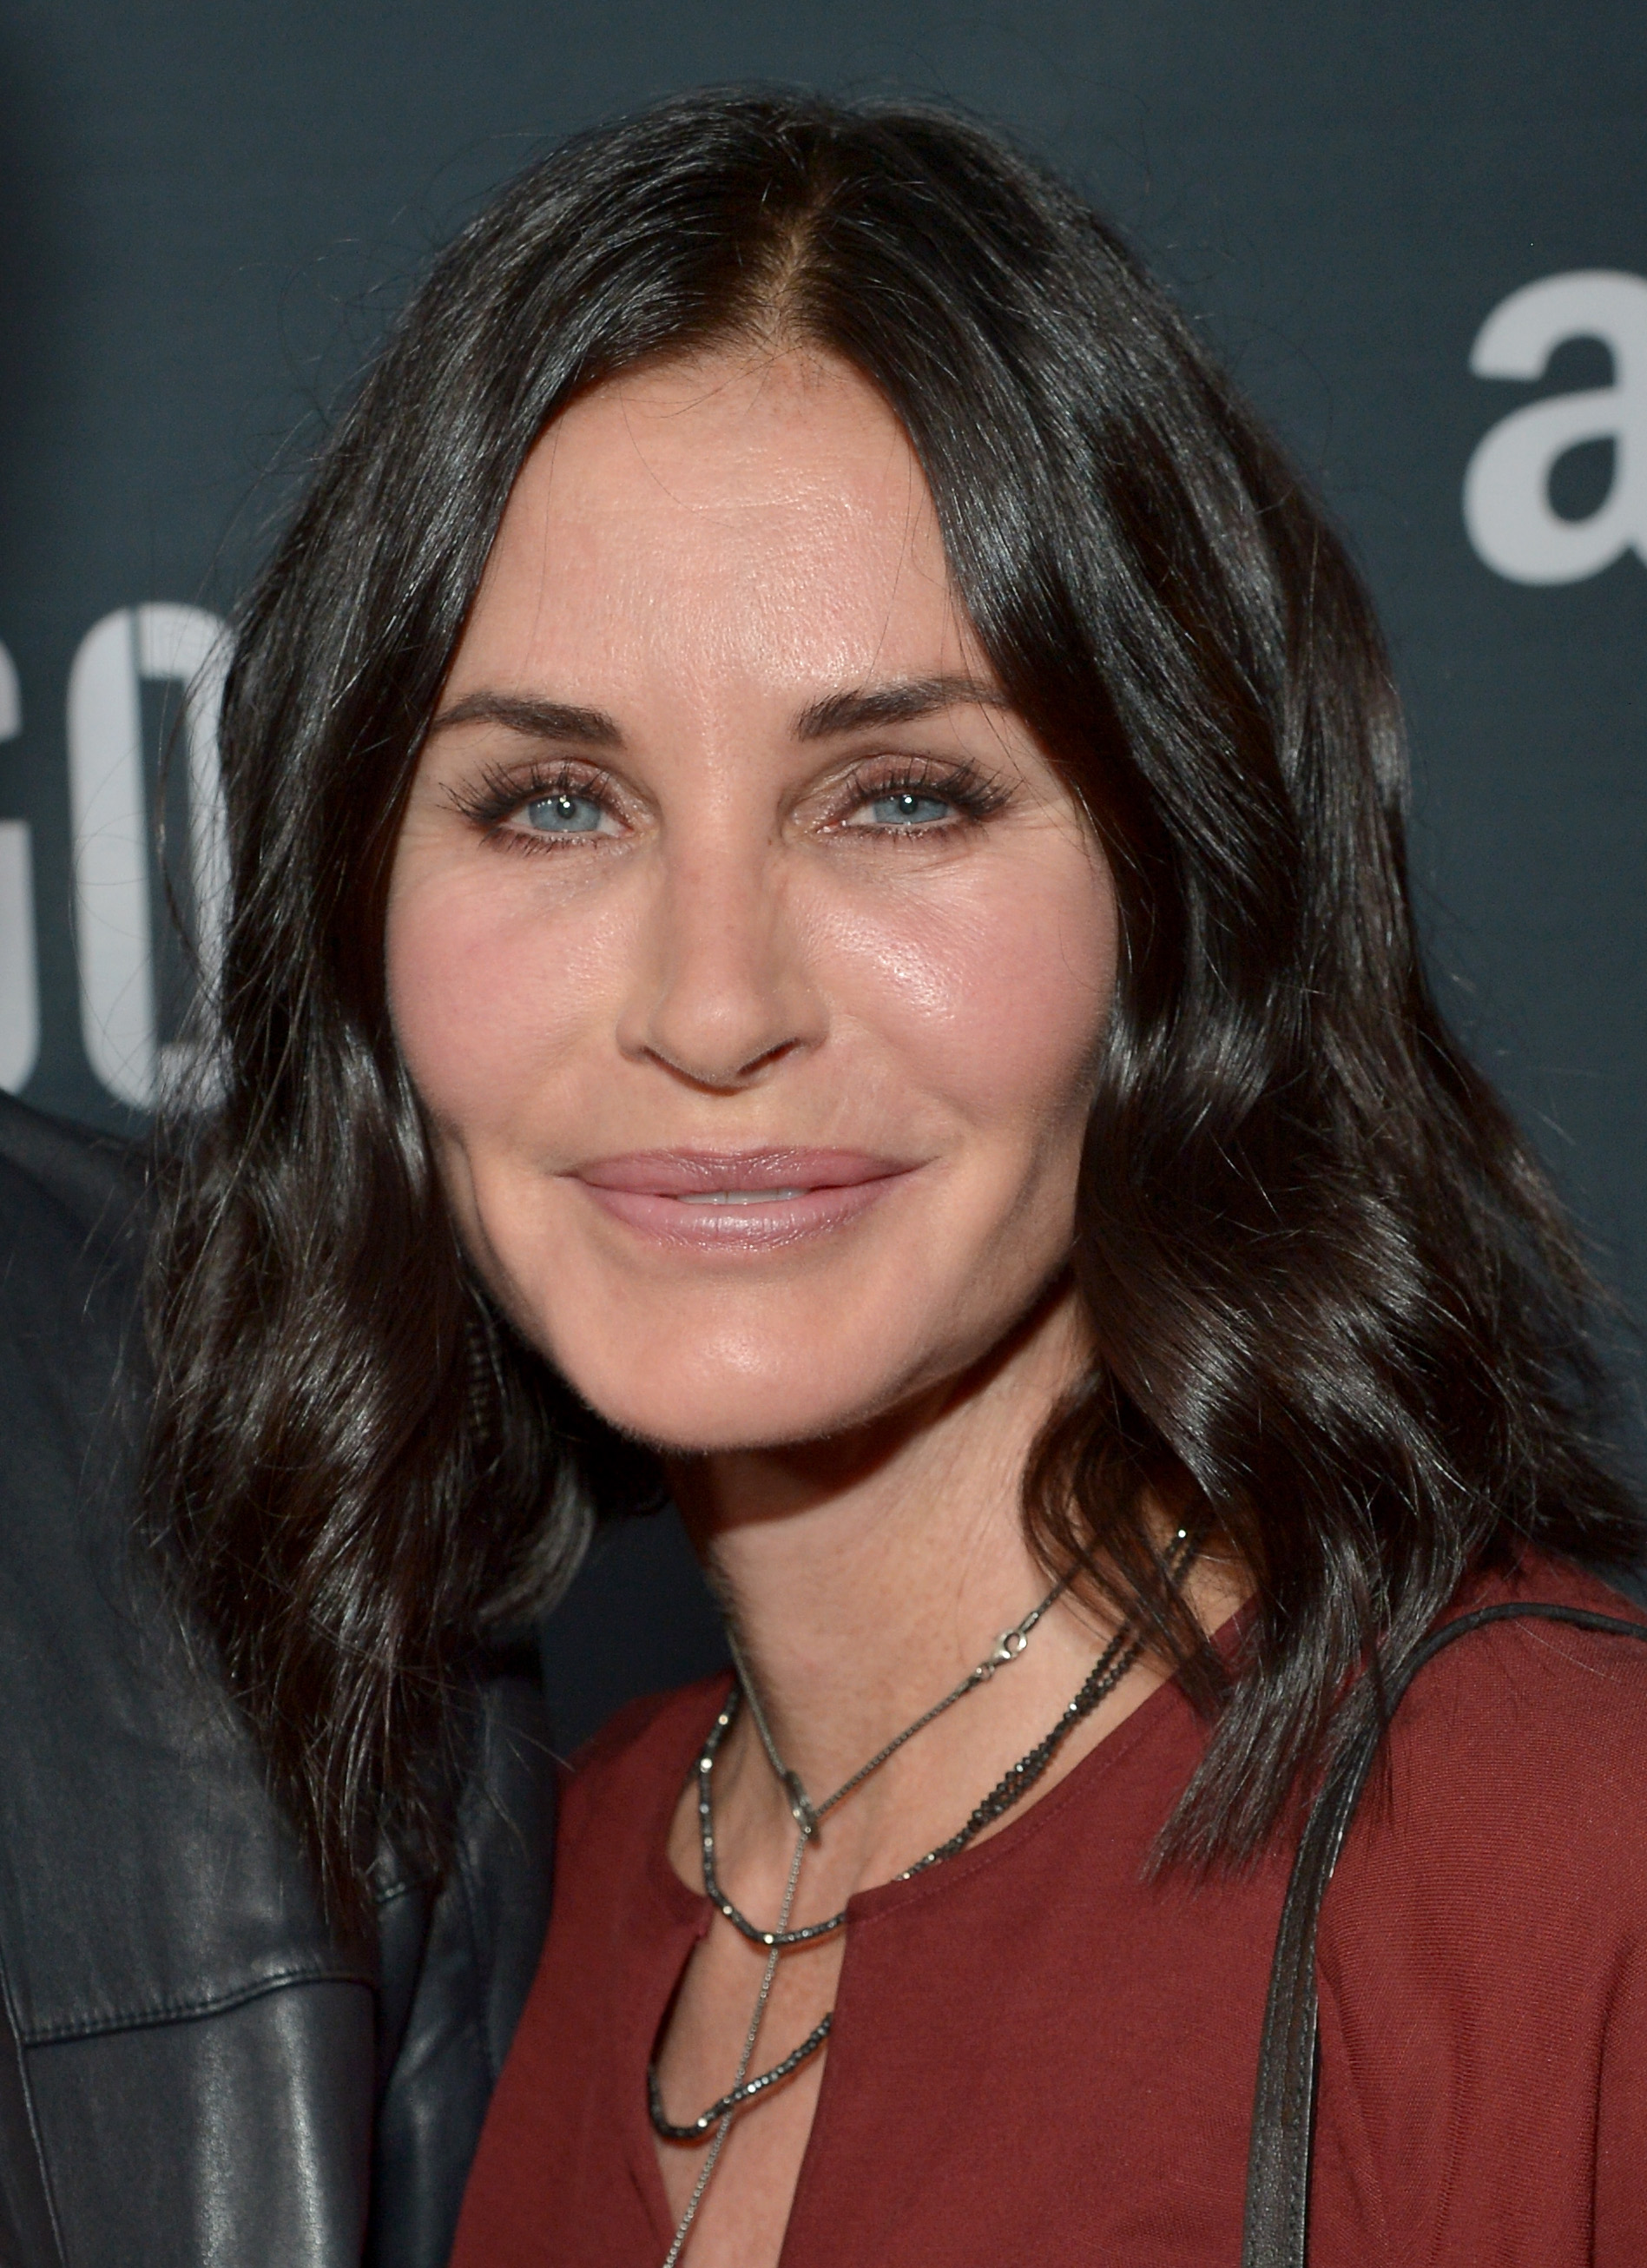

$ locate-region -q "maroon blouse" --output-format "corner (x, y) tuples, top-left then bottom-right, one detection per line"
(452, 1551), (1647, 2265)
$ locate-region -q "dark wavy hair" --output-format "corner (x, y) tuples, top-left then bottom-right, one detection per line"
(144, 88), (1640, 1925)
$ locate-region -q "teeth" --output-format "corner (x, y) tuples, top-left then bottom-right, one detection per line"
(677, 1189), (806, 1205)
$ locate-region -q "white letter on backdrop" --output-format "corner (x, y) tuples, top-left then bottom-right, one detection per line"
(1464, 269), (1647, 585)
(0, 642), (37, 1094)
(68, 604), (228, 1109)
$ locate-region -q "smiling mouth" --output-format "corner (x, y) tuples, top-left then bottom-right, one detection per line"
(569, 1150), (916, 1249)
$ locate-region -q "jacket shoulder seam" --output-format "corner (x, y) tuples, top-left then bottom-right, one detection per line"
(19, 1961), (373, 2046)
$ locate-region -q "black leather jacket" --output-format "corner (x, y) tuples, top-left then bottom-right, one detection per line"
(0, 1096), (556, 2266)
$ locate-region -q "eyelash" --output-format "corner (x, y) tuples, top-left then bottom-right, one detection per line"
(446, 761), (609, 841)
(837, 755), (1009, 834)
(446, 754), (1011, 847)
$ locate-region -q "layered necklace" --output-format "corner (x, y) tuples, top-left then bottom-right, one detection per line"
(649, 1529), (1194, 2265)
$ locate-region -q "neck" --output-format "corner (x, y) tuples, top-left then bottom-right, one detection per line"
(667, 1285), (1088, 1803)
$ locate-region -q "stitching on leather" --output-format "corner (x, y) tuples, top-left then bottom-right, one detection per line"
(19, 1963), (372, 2046)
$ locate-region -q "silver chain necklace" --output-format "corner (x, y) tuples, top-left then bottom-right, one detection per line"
(649, 1531), (1192, 2264)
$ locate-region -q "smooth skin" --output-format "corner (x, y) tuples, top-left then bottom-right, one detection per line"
(389, 347), (1239, 2265)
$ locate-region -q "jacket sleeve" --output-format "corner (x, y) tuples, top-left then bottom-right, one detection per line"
(0, 1096), (557, 2268)
(366, 1648), (558, 2268)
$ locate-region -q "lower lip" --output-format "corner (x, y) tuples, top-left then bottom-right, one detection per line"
(573, 1175), (911, 1252)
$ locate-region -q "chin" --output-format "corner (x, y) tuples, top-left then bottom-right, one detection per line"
(553, 1347), (906, 1459)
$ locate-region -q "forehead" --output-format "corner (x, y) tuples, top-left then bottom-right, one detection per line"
(449, 349), (983, 706)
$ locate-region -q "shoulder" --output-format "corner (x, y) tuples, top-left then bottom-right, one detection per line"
(1310, 1551), (1647, 2258)
(1380, 1548), (1647, 1823)
(1320, 1544), (1647, 1999)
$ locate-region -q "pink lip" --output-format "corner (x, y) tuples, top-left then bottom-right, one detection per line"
(570, 1149), (918, 1251)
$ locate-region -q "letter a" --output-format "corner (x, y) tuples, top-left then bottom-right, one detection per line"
(1464, 270), (1647, 585)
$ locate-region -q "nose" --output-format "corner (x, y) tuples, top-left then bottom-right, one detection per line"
(617, 838), (826, 1091)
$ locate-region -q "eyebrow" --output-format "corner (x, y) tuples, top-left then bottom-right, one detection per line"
(427, 692), (623, 747)
(794, 675), (1012, 742)
(428, 673), (1011, 750)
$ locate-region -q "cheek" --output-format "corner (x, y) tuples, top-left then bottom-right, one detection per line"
(829, 853), (1117, 1153)
(384, 860), (615, 1132)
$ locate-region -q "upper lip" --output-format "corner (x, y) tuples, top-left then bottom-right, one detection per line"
(570, 1149), (912, 1195)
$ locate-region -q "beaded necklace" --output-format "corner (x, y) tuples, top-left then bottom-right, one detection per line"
(649, 1530), (1194, 2264)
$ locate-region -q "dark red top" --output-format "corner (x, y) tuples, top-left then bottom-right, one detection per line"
(453, 1552), (1647, 2265)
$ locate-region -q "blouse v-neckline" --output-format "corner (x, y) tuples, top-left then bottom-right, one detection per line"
(629, 1662), (1194, 2254)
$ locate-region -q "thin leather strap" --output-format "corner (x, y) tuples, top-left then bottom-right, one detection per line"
(1242, 1599), (1647, 2268)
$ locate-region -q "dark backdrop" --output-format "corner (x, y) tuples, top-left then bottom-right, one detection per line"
(1, 2), (1641, 1749)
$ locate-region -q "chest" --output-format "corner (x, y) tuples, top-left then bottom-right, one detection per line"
(560, 1804), (1286, 2265)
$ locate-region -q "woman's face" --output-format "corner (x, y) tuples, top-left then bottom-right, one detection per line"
(388, 350), (1119, 1453)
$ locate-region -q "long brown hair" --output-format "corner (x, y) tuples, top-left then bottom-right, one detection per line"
(145, 89), (1640, 1924)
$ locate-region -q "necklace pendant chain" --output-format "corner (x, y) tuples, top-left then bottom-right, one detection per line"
(652, 1531), (1196, 2265)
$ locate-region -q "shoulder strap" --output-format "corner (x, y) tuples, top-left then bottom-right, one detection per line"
(1242, 1598), (1647, 2268)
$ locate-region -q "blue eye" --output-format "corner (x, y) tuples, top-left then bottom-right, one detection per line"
(867, 790), (952, 827)
(524, 791), (604, 834)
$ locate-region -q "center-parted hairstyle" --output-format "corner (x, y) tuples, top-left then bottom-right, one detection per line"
(145, 89), (1639, 1924)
